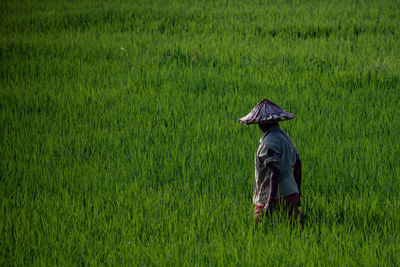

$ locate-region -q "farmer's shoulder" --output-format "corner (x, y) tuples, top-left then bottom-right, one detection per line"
(263, 128), (283, 142)
(262, 129), (283, 150)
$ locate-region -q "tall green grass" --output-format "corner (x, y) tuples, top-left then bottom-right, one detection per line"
(1, 0), (399, 265)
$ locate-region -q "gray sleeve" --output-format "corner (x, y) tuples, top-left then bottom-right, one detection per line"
(258, 139), (281, 166)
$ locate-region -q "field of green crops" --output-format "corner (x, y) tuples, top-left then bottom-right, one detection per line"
(1, 0), (399, 265)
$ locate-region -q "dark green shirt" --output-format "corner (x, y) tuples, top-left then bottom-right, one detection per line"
(253, 124), (299, 204)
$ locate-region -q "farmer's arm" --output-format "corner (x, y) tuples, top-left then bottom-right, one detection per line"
(258, 139), (281, 214)
(258, 142), (280, 215)
(268, 165), (279, 203)
(266, 164), (279, 214)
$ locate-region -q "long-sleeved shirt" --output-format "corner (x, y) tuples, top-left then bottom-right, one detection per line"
(253, 124), (299, 205)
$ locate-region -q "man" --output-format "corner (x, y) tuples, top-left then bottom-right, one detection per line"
(238, 99), (306, 225)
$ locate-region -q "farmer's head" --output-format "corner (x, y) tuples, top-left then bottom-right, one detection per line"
(258, 122), (278, 133)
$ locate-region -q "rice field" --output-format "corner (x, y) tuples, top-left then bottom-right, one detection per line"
(1, 0), (399, 265)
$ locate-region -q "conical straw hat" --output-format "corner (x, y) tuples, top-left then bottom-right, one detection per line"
(238, 99), (295, 125)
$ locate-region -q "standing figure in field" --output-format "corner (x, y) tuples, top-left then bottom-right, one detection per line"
(238, 99), (306, 226)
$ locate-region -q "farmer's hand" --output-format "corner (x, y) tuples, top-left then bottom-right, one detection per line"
(254, 203), (265, 224)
